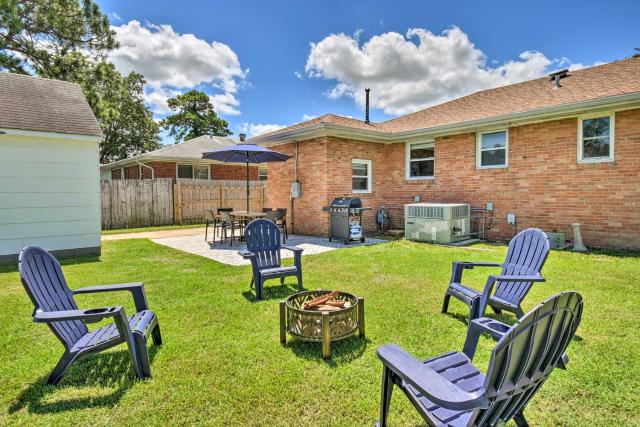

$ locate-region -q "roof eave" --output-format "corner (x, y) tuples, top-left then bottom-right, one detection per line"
(250, 123), (391, 146)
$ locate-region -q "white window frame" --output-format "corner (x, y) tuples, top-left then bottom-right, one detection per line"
(176, 163), (194, 179)
(351, 159), (372, 194)
(405, 141), (435, 180)
(578, 112), (615, 163)
(476, 129), (509, 169)
(258, 166), (268, 181)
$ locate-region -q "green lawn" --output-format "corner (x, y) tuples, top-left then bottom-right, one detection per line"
(102, 223), (204, 235)
(0, 239), (638, 426)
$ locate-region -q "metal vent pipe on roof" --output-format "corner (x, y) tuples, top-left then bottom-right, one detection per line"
(365, 88), (370, 124)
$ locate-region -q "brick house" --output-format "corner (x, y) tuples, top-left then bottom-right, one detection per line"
(101, 135), (266, 181)
(251, 58), (640, 249)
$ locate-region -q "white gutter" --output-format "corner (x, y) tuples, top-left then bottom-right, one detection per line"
(251, 91), (640, 146)
(0, 128), (103, 142)
(102, 155), (258, 169)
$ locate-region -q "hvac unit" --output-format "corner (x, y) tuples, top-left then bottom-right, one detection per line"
(405, 203), (470, 244)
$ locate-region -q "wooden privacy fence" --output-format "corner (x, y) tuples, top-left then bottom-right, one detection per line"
(101, 178), (267, 230)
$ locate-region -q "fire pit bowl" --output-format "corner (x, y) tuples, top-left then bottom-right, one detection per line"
(280, 290), (365, 359)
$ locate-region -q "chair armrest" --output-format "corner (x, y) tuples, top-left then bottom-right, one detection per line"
(473, 274), (545, 319)
(458, 261), (502, 269)
(377, 344), (488, 411)
(238, 250), (255, 259)
(34, 306), (124, 324)
(282, 245), (303, 253)
(73, 282), (149, 312)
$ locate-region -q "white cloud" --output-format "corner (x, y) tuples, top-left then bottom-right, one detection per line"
(143, 86), (181, 114)
(305, 26), (593, 116)
(302, 114), (317, 121)
(109, 20), (246, 116)
(109, 12), (122, 22)
(239, 122), (286, 136)
(294, 70), (303, 79)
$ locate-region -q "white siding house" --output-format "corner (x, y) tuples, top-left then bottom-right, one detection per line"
(0, 73), (103, 263)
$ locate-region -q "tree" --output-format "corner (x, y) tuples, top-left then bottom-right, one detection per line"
(0, 0), (116, 75)
(161, 90), (232, 142)
(81, 62), (161, 163)
(0, 1), (160, 163)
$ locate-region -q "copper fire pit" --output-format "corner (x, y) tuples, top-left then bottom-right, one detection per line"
(280, 290), (365, 359)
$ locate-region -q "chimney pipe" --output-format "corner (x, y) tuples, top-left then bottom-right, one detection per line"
(365, 88), (370, 124)
(239, 133), (246, 142)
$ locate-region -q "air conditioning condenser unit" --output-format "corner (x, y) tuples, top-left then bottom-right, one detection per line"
(405, 203), (470, 244)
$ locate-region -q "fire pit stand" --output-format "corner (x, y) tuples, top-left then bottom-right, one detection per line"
(280, 290), (365, 359)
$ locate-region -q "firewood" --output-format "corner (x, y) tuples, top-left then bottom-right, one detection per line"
(325, 300), (345, 308)
(303, 291), (340, 309)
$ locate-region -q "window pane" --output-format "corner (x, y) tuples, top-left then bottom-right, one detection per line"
(481, 149), (506, 166)
(194, 165), (209, 179)
(481, 131), (507, 149)
(352, 177), (368, 191)
(258, 167), (267, 181)
(410, 159), (434, 177)
(410, 146), (434, 159)
(352, 162), (368, 177)
(177, 164), (193, 178)
(583, 137), (610, 158)
(582, 117), (610, 138)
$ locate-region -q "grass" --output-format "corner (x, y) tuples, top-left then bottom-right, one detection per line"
(0, 239), (638, 426)
(101, 224), (204, 235)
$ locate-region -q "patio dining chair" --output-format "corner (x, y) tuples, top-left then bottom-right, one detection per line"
(376, 291), (583, 427)
(204, 209), (216, 242)
(18, 246), (162, 385)
(265, 210), (286, 244)
(276, 208), (289, 240)
(238, 219), (303, 300)
(219, 210), (243, 246)
(442, 228), (550, 321)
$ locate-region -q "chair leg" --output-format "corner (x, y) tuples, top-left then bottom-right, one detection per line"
(514, 412), (529, 427)
(377, 366), (394, 427)
(250, 276), (255, 289)
(514, 307), (525, 319)
(133, 331), (151, 378)
(441, 292), (451, 314)
(152, 323), (162, 346)
(280, 277), (285, 285)
(297, 273), (303, 291)
(462, 323), (483, 360)
(47, 351), (77, 385)
(491, 305), (503, 315)
(205, 223), (208, 242)
(256, 277), (263, 300)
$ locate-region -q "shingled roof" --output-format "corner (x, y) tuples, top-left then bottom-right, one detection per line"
(253, 57), (640, 142)
(0, 73), (102, 138)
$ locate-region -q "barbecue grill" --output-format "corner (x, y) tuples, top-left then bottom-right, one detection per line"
(323, 197), (371, 244)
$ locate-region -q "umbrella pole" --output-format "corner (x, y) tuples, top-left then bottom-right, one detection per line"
(246, 158), (250, 213)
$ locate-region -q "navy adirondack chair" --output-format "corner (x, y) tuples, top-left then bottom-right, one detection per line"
(442, 228), (550, 320)
(377, 291), (583, 427)
(238, 219), (303, 300)
(19, 246), (162, 385)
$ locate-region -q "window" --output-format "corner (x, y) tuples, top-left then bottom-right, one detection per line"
(258, 166), (268, 181)
(406, 142), (435, 179)
(352, 159), (372, 193)
(177, 164), (193, 178)
(578, 114), (614, 162)
(194, 164), (209, 180)
(477, 130), (508, 168)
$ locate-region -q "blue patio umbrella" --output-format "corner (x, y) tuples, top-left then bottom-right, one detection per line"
(202, 143), (291, 212)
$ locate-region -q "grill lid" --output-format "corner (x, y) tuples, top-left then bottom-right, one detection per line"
(330, 197), (363, 208)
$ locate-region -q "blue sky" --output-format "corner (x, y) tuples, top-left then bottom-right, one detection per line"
(97, 0), (639, 143)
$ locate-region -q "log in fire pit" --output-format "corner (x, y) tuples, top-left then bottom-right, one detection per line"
(280, 290), (365, 359)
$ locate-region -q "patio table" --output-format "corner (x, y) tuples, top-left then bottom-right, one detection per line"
(230, 211), (266, 221)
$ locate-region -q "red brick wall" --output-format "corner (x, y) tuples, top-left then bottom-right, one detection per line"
(267, 108), (640, 249)
(211, 164), (259, 180)
(150, 161), (177, 179)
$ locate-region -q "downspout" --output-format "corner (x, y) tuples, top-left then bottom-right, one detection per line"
(135, 159), (154, 179)
(291, 141), (299, 234)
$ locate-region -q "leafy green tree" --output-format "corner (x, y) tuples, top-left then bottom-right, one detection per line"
(81, 62), (161, 163)
(0, 0), (116, 75)
(161, 90), (232, 142)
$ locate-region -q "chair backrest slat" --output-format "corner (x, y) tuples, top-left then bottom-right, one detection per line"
(495, 228), (550, 306)
(245, 219), (281, 269)
(470, 292), (583, 426)
(19, 246), (88, 348)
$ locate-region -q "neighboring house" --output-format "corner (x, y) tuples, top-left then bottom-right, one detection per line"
(251, 57), (640, 249)
(101, 135), (266, 181)
(0, 73), (102, 263)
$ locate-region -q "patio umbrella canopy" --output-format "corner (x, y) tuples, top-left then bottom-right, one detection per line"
(202, 143), (291, 212)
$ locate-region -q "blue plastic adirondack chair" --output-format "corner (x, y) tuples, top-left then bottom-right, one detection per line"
(238, 219), (303, 300)
(19, 246), (162, 385)
(377, 291), (583, 427)
(442, 228), (550, 320)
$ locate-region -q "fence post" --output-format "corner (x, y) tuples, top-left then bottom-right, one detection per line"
(173, 180), (182, 225)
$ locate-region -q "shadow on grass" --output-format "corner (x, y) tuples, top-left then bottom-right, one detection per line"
(285, 334), (369, 367)
(0, 255), (101, 274)
(8, 347), (159, 415)
(242, 282), (303, 302)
